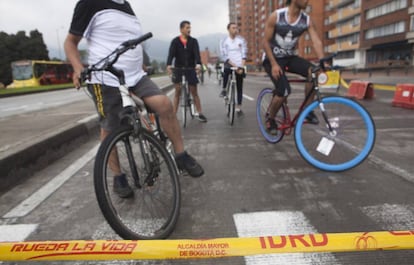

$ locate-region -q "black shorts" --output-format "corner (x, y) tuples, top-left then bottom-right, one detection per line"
(172, 68), (199, 85)
(87, 75), (162, 131)
(263, 56), (313, 97)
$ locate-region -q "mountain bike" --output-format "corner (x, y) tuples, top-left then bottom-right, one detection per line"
(256, 54), (376, 172)
(173, 67), (196, 128)
(223, 67), (240, 126)
(81, 32), (181, 239)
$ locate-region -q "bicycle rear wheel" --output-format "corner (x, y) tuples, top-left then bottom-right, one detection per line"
(181, 85), (188, 128)
(256, 88), (286, 143)
(228, 82), (236, 125)
(94, 126), (181, 239)
(294, 96), (376, 171)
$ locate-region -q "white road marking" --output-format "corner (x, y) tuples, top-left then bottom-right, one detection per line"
(361, 204), (414, 230)
(0, 224), (38, 242)
(233, 211), (338, 264)
(3, 144), (99, 218)
(243, 94), (255, 101)
(77, 114), (98, 124)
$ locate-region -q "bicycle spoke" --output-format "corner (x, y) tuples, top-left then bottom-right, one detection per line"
(295, 97), (375, 171)
(256, 88), (286, 143)
(94, 127), (180, 239)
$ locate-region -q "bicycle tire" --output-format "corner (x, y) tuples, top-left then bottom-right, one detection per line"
(228, 82), (236, 125)
(181, 84), (188, 128)
(94, 125), (181, 239)
(256, 88), (287, 143)
(294, 96), (376, 171)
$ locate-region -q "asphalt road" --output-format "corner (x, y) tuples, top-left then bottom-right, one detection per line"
(0, 75), (413, 265)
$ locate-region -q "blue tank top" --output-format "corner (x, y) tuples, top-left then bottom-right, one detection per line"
(271, 7), (309, 58)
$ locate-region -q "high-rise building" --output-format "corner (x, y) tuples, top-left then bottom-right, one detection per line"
(229, 0), (414, 69)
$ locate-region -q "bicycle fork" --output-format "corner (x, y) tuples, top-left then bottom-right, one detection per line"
(312, 78), (336, 136)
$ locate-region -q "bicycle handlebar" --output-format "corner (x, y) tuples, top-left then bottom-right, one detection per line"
(80, 32), (153, 82)
(317, 52), (338, 72)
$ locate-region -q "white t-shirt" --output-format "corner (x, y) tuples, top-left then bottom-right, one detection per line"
(220, 35), (248, 67)
(69, 0), (146, 87)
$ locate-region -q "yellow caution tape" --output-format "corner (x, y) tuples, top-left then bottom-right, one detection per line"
(1, 230), (413, 261)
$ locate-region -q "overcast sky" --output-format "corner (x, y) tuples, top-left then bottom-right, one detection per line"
(0, 0), (229, 59)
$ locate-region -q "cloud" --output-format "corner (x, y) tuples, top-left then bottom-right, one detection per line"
(0, 0), (228, 58)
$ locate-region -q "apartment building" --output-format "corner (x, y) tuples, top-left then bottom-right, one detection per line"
(326, 0), (413, 68)
(229, 0), (327, 68)
(229, 0), (414, 69)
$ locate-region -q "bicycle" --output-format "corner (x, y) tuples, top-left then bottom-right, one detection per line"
(81, 32), (181, 239)
(172, 67), (196, 128)
(223, 67), (242, 126)
(256, 54), (376, 172)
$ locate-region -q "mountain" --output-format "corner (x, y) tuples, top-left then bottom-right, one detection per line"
(146, 33), (227, 63)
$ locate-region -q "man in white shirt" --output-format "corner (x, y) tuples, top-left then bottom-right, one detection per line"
(64, 0), (204, 198)
(220, 23), (248, 113)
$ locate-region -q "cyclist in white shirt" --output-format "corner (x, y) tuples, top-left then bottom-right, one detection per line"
(64, 0), (204, 198)
(220, 23), (248, 113)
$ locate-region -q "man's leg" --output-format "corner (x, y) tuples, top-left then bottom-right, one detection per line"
(144, 94), (204, 177)
(220, 68), (230, 97)
(173, 83), (182, 114)
(235, 72), (244, 111)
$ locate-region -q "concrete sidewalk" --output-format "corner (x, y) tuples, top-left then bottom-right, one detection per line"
(0, 76), (173, 192)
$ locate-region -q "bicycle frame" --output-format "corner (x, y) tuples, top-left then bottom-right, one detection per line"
(273, 67), (331, 135)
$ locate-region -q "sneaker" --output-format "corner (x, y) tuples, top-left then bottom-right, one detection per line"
(265, 118), (278, 135)
(235, 108), (243, 115)
(113, 174), (134, 198)
(175, 151), (204, 178)
(305, 111), (319, 125)
(219, 90), (227, 97)
(196, 113), (208, 122)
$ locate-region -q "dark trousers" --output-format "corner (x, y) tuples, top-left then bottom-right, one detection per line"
(222, 68), (244, 105)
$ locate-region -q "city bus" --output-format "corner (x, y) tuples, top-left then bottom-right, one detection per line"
(8, 60), (73, 88)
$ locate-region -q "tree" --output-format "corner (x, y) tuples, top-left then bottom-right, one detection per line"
(0, 30), (49, 85)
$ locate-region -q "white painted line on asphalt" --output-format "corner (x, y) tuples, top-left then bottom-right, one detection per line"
(361, 204), (414, 230)
(0, 224), (38, 242)
(243, 94), (255, 101)
(233, 211), (337, 264)
(77, 114), (98, 124)
(3, 144), (99, 219)
(166, 89), (174, 97)
(368, 154), (414, 184)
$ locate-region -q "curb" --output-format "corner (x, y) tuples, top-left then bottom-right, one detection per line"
(0, 84), (174, 192)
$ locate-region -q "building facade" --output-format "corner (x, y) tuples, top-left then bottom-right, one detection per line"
(229, 0), (414, 69)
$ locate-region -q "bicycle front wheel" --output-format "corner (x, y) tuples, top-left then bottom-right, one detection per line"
(294, 96), (376, 171)
(256, 88), (286, 143)
(94, 126), (181, 239)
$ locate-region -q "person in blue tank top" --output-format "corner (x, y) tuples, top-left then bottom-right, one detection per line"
(262, 0), (325, 135)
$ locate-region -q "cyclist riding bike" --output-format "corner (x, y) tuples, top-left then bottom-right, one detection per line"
(167, 20), (207, 123)
(64, 0), (204, 198)
(262, 0), (325, 135)
(220, 22), (248, 114)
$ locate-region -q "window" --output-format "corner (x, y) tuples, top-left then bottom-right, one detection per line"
(411, 15), (414, 31)
(366, 0), (407, 20)
(304, 46), (312, 55)
(365, 21), (405, 39)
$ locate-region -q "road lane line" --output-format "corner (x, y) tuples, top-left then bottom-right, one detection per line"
(233, 211), (338, 264)
(361, 204), (414, 230)
(0, 224), (38, 242)
(243, 94), (255, 101)
(3, 144), (99, 219)
(77, 114), (98, 124)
